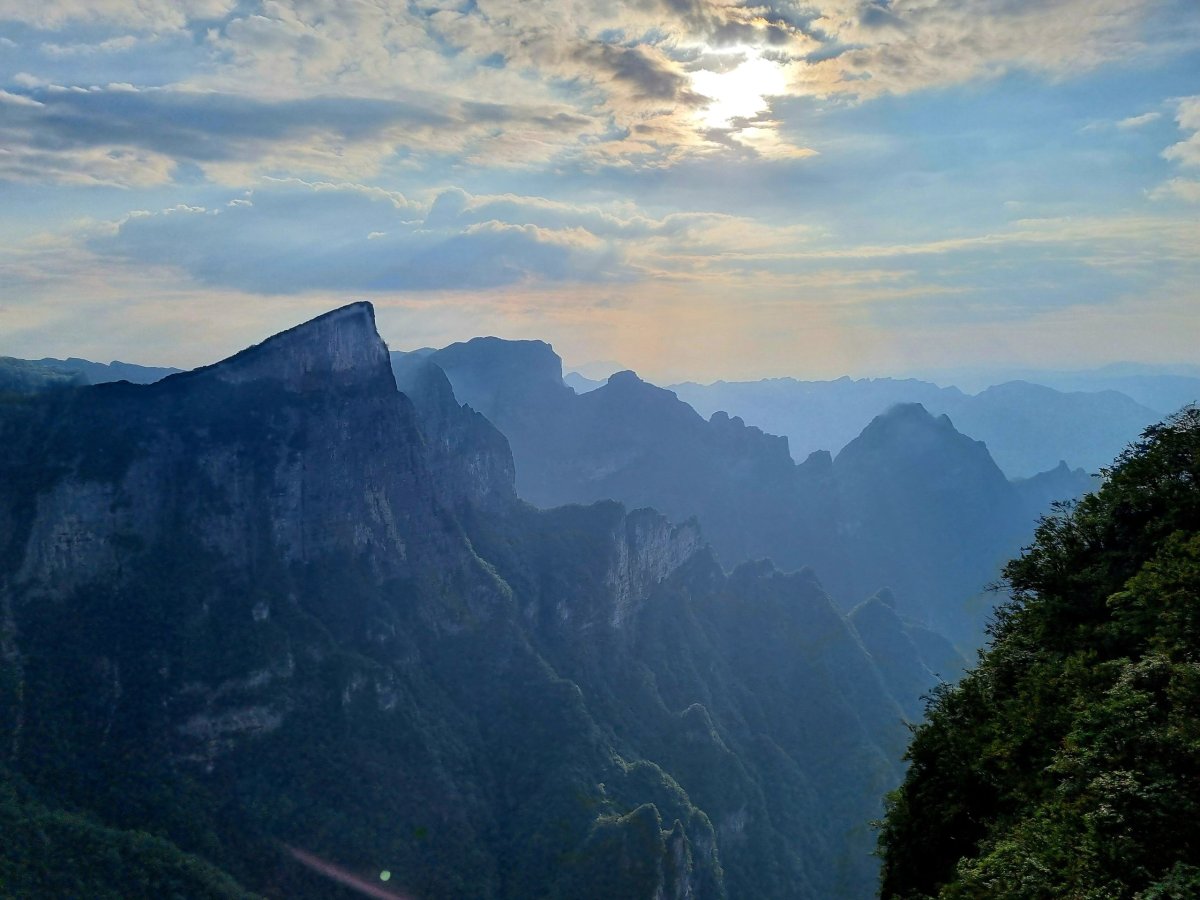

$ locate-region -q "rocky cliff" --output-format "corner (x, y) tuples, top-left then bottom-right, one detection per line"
(403, 339), (1081, 649)
(828, 402), (1027, 644)
(0, 304), (935, 899)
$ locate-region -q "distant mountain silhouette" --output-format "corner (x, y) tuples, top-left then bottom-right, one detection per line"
(917, 362), (1200, 413)
(564, 371), (606, 393)
(397, 341), (1091, 647)
(0, 356), (180, 396)
(671, 375), (1159, 477)
(30, 356), (180, 384)
(826, 403), (1024, 644)
(0, 305), (952, 899)
(0, 357), (85, 394)
(1012, 459), (1094, 519)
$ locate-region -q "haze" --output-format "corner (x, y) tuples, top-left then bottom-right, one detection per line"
(1, 1), (1198, 383)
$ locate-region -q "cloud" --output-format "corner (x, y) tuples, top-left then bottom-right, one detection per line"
(89, 181), (629, 292)
(578, 41), (704, 106)
(0, 82), (601, 185)
(422, 187), (726, 239)
(800, 0), (1195, 98)
(1117, 111), (1161, 129)
(1150, 178), (1200, 203)
(1149, 96), (1200, 202)
(39, 35), (143, 56)
(0, 144), (176, 188)
(0, 0), (234, 30)
(0, 88), (44, 107)
(12, 0), (1180, 177)
(79, 172), (1200, 330)
(1162, 95), (1200, 168)
(81, 179), (822, 296)
(4, 1), (828, 171)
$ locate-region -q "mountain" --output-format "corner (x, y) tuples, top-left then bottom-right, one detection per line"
(670, 375), (1160, 478)
(403, 341), (1085, 647)
(917, 363), (1200, 414)
(823, 403), (1026, 647)
(419, 341), (814, 566)
(1011, 459), (1095, 520)
(878, 407), (1200, 899)
(946, 381), (1161, 476)
(670, 376), (959, 467)
(30, 356), (180, 385)
(0, 356), (86, 394)
(1, 304), (941, 899)
(0, 355), (180, 398)
(564, 371), (605, 394)
(848, 590), (967, 724)
(1041, 371), (1200, 415)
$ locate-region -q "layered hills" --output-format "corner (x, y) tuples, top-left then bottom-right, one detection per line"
(404, 338), (1092, 647)
(0, 304), (948, 899)
(669, 374), (1163, 477)
(0, 355), (179, 391)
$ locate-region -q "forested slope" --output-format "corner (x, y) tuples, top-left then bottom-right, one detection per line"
(879, 407), (1200, 899)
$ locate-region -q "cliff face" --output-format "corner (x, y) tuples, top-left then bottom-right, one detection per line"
(7, 303), (469, 602)
(406, 338), (1076, 648)
(828, 403), (1028, 644)
(2, 304), (511, 806)
(390, 351), (517, 514)
(196, 302), (392, 390)
(606, 508), (704, 628)
(0, 305), (925, 900)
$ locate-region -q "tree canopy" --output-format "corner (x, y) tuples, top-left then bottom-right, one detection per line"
(878, 407), (1200, 900)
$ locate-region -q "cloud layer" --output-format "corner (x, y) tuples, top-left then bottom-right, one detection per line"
(5, 0), (1194, 181)
(1, 0), (1197, 378)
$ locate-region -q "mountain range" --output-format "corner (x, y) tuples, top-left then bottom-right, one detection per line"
(1, 304), (957, 899)
(403, 339), (1094, 648)
(667, 376), (1165, 478)
(6, 311), (1168, 898)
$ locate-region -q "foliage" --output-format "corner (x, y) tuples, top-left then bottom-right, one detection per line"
(0, 329), (941, 900)
(0, 768), (259, 899)
(878, 407), (1200, 899)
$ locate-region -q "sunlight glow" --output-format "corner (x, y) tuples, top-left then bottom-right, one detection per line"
(691, 52), (790, 129)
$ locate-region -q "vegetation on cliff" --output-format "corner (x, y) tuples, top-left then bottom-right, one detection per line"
(879, 407), (1200, 899)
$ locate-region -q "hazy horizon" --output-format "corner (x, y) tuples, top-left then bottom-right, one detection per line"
(9, 328), (1199, 397)
(1, 1), (1197, 381)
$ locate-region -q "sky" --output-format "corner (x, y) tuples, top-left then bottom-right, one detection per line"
(1, 0), (1198, 383)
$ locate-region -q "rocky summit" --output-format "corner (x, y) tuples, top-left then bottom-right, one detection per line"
(402, 338), (1089, 650)
(0, 304), (945, 899)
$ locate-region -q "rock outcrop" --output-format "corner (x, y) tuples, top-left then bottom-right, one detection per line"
(401, 339), (1087, 648)
(0, 304), (934, 900)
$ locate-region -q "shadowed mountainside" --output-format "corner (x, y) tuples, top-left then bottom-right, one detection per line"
(401, 339), (1091, 648)
(669, 375), (1159, 478)
(1, 304), (951, 900)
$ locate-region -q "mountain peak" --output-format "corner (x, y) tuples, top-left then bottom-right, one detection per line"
(605, 369), (650, 391)
(430, 337), (570, 416)
(883, 401), (937, 422)
(845, 402), (970, 448)
(435, 336), (562, 380)
(183, 301), (392, 391)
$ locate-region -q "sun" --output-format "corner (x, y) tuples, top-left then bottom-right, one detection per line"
(690, 51), (790, 129)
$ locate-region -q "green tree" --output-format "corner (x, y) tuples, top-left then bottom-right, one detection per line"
(878, 407), (1200, 900)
